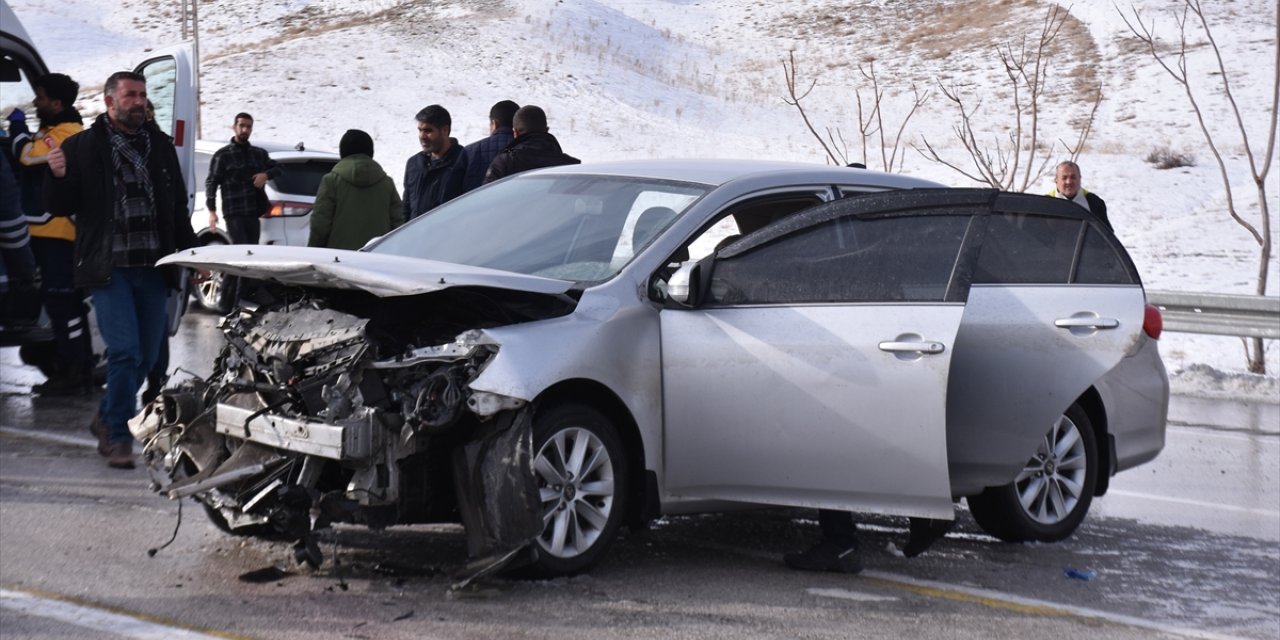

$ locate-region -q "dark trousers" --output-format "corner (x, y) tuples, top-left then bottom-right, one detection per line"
(91, 267), (168, 444)
(31, 237), (93, 370)
(818, 509), (858, 548)
(224, 215), (261, 303)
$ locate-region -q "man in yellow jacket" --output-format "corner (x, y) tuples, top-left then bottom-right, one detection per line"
(7, 72), (94, 395)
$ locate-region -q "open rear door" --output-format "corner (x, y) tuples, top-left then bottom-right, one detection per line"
(134, 45), (197, 333)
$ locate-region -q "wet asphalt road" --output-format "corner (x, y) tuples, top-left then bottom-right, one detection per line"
(1, 311), (1277, 639)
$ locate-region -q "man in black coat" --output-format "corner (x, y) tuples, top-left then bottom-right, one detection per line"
(1049, 161), (1111, 231)
(483, 105), (580, 185)
(46, 70), (198, 469)
(460, 100), (518, 193)
(402, 104), (467, 220)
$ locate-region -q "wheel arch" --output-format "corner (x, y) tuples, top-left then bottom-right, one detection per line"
(1075, 386), (1113, 497)
(197, 228), (233, 245)
(532, 378), (650, 528)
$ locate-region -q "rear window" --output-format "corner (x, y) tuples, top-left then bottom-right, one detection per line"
(272, 160), (337, 197)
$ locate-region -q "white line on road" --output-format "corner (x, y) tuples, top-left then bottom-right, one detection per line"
(0, 588), (239, 640)
(1107, 489), (1280, 518)
(0, 426), (97, 449)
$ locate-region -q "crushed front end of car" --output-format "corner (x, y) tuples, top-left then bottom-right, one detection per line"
(131, 279), (577, 580)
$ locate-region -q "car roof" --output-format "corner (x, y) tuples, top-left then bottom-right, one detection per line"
(195, 139), (337, 159)
(530, 158), (945, 189)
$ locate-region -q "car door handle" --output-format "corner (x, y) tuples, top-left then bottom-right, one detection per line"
(1054, 317), (1119, 329)
(878, 340), (946, 354)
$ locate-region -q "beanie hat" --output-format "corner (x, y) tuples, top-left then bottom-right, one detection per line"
(339, 129), (374, 158)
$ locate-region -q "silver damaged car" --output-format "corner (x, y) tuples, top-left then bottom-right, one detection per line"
(137, 160), (1169, 580)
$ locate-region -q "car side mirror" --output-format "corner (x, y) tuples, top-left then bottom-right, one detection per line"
(666, 261), (706, 308)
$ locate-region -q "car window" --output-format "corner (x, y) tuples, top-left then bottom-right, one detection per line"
(273, 160), (338, 197)
(0, 58), (35, 128)
(972, 213), (1083, 284)
(682, 193), (825, 264)
(708, 214), (971, 305)
(1074, 225), (1134, 284)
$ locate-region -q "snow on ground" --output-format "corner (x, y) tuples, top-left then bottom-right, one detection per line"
(4, 0), (1278, 399)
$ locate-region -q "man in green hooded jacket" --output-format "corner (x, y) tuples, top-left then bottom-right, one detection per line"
(308, 129), (404, 250)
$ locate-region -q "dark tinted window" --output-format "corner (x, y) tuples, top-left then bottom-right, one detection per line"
(272, 160), (338, 197)
(1075, 226), (1133, 284)
(973, 214), (1082, 284)
(710, 215), (970, 304)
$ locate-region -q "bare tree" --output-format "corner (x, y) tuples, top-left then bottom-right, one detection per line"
(917, 5), (1102, 191)
(1121, 0), (1277, 374)
(782, 51), (928, 172)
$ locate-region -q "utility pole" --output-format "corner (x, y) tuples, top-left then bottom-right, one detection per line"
(180, 0), (202, 138)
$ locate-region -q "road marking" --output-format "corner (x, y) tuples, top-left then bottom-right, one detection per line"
(807, 587), (897, 602)
(689, 540), (1248, 640)
(856, 571), (1252, 640)
(1107, 489), (1280, 518)
(0, 588), (246, 640)
(0, 426), (98, 449)
(1168, 424), (1280, 442)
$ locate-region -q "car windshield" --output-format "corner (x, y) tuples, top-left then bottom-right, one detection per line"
(371, 174), (708, 283)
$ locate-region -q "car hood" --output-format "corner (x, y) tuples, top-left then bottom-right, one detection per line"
(159, 244), (575, 298)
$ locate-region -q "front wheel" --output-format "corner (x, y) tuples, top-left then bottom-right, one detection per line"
(192, 238), (231, 314)
(967, 402), (1098, 542)
(527, 403), (630, 577)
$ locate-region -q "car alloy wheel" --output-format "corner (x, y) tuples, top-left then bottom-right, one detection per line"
(1016, 413), (1088, 525)
(193, 239), (231, 313)
(967, 402), (1098, 543)
(529, 403), (629, 576)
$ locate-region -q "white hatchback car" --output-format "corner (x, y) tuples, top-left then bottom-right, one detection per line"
(190, 140), (338, 311)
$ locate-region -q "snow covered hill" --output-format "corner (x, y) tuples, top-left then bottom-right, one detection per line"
(6, 0), (1278, 396)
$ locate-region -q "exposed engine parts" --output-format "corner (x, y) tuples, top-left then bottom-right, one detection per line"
(132, 293), (542, 581)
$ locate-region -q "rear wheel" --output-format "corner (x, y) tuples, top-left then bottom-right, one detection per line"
(528, 403), (630, 576)
(968, 402), (1098, 542)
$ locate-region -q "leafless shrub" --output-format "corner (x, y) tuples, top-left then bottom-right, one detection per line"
(1144, 146), (1196, 169)
(782, 51), (927, 171)
(916, 5), (1101, 192)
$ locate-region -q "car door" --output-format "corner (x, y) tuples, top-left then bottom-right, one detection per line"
(134, 45), (197, 334)
(660, 203), (974, 519)
(945, 202), (1145, 495)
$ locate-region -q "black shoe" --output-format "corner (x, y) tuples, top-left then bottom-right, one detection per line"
(903, 517), (955, 558)
(784, 540), (862, 574)
(33, 369), (90, 396)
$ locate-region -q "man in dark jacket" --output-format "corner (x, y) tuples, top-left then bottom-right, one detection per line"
(402, 105), (466, 219)
(460, 100), (518, 192)
(309, 129), (403, 250)
(1049, 161), (1110, 231)
(205, 112), (279, 244)
(46, 70), (198, 469)
(483, 105), (580, 184)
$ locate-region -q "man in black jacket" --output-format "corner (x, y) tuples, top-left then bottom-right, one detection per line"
(1049, 161), (1110, 231)
(483, 105), (580, 185)
(205, 112), (279, 244)
(402, 104), (466, 220)
(460, 100), (518, 192)
(46, 70), (198, 469)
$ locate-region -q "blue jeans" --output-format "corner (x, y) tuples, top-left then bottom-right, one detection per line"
(90, 267), (169, 444)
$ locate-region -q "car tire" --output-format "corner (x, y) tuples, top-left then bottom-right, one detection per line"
(192, 238), (232, 314)
(527, 403), (630, 577)
(967, 402), (1098, 543)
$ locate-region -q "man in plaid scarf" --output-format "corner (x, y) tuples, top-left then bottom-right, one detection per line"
(46, 70), (197, 469)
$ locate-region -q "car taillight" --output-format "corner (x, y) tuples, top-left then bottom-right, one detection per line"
(1143, 304), (1163, 340)
(261, 201), (313, 218)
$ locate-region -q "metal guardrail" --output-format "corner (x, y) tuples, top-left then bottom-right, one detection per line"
(1147, 290), (1280, 339)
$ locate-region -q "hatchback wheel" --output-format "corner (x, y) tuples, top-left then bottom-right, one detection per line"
(968, 402), (1098, 542)
(528, 403), (629, 576)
